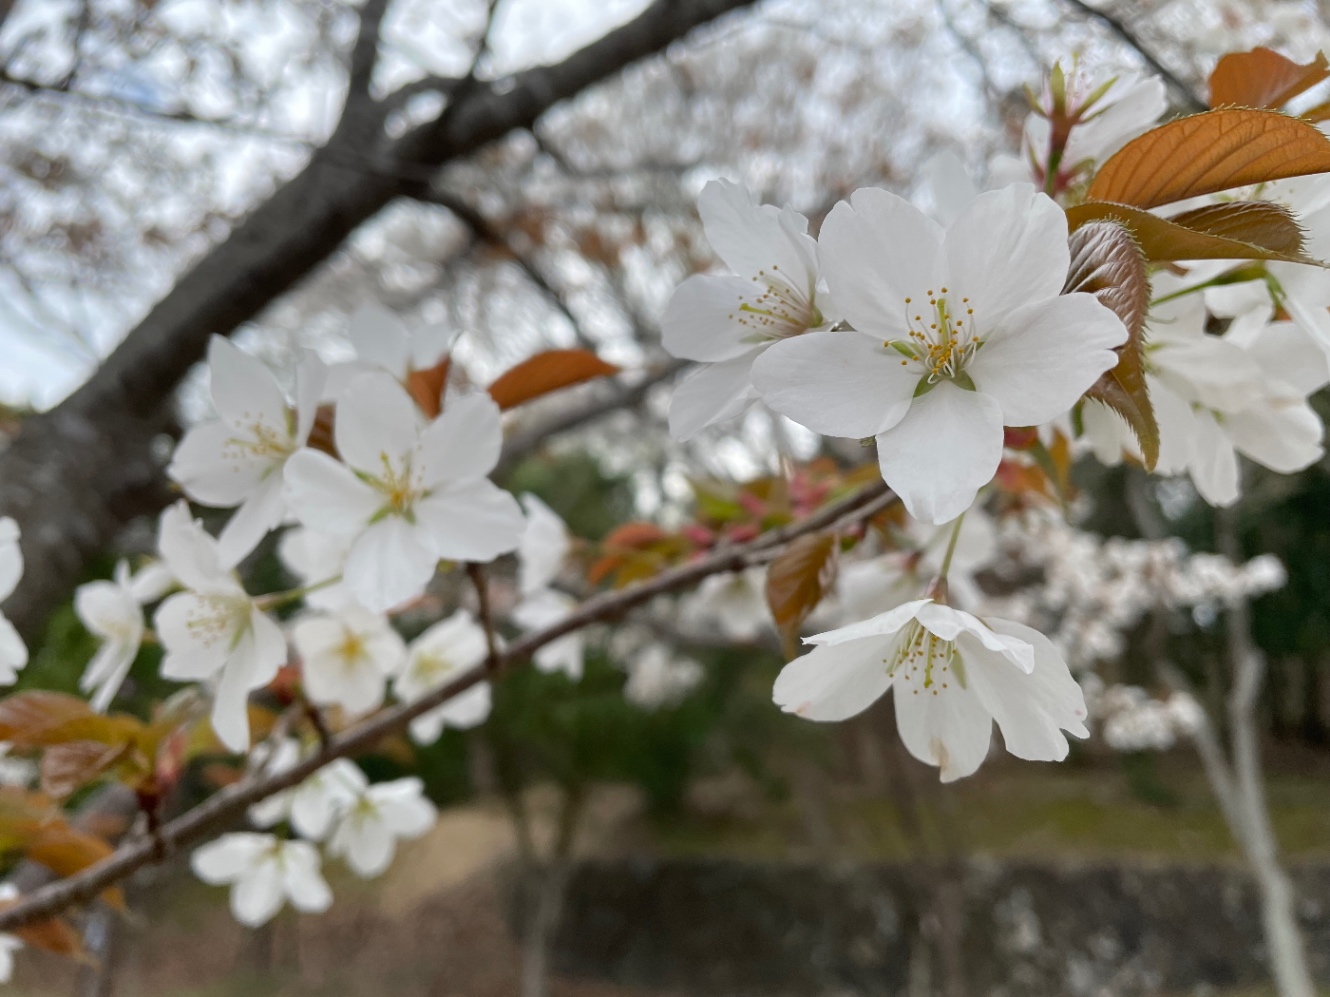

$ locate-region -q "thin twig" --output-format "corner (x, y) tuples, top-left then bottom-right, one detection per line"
(0, 478), (895, 932)
(467, 562), (500, 670)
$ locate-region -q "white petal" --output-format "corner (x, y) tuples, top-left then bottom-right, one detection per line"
(333, 371), (421, 477)
(155, 593), (234, 679)
(875, 382), (1003, 525)
(667, 353), (760, 440)
(967, 295), (1124, 426)
(283, 449), (381, 536)
(332, 816), (395, 878)
(280, 840), (333, 913)
(533, 636), (583, 680)
(915, 603), (1034, 673)
(1149, 375), (1198, 475)
(349, 304), (412, 380)
(436, 680), (492, 729)
(415, 479), (525, 563)
(191, 832), (270, 883)
(772, 638), (895, 721)
(157, 502), (231, 594)
(1227, 399), (1323, 473)
(418, 393), (503, 487)
(893, 677), (992, 782)
(752, 331), (918, 438)
(0, 616), (25, 682)
(344, 516), (439, 613)
(207, 337), (288, 440)
(370, 778), (436, 837)
(215, 471), (287, 569)
(1189, 410), (1240, 507)
(965, 619), (1089, 761)
(817, 187), (943, 339)
(168, 421), (271, 507)
(697, 179), (817, 287)
(944, 184), (1068, 322)
(83, 642), (136, 713)
(518, 494), (570, 595)
(662, 275), (769, 362)
(0, 519), (20, 604)
(294, 351), (328, 444)
(231, 864), (286, 926)
(805, 600), (930, 646)
(1247, 321), (1330, 395)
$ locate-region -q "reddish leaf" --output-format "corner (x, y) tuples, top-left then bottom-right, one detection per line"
(25, 825), (125, 909)
(14, 916), (86, 959)
(0, 692), (142, 748)
(1065, 200), (1315, 264)
(487, 349), (620, 410)
(1209, 47), (1329, 110)
(1063, 221), (1157, 469)
(40, 741), (132, 800)
(405, 357), (450, 418)
(765, 533), (837, 654)
(1088, 109), (1330, 210)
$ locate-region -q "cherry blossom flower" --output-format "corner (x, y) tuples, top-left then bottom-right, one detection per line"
(624, 645), (703, 710)
(681, 567), (770, 641)
(153, 502), (287, 752)
(518, 493), (571, 595)
(167, 338), (326, 567)
(247, 741), (363, 841)
(293, 606), (406, 717)
(663, 179), (835, 439)
(511, 589), (584, 680)
(75, 562), (145, 712)
(326, 773), (437, 878)
(1083, 286), (1325, 505)
(773, 599), (1088, 782)
(324, 303), (458, 398)
(277, 527), (354, 611)
(191, 832), (332, 927)
(0, 518), (26, 685)
(0, 884), (22, 983)
(753, 184), (1125, 523)
(283, 375), (524, 612)
(394, 611), (491, 744)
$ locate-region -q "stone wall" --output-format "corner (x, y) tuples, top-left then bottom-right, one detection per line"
(551, 859), (1330, 995)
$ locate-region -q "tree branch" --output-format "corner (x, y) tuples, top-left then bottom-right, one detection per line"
(0, 478), (895, 932)
(347, 0), (393, 98)
(1060, 0), (1206, 112)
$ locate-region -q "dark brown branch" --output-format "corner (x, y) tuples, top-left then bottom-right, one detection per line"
(0, 478), (894, 932)
(1060, 0), (1205, 112)
(348, 0), (393, 98)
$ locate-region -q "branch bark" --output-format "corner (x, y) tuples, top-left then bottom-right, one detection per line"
(0, 478), (895, 932)
(0, 0), (761, 641)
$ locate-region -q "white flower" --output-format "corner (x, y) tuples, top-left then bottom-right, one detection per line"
(0, 883), (21, 982)
(168, 338), (326, 567)
(324, 303), (459, 397)
(326, 773), (437, 878)
(283, 375), (524, 612)
(75, 562), (145, 712)
(153, 502), (288, 752)
(0, 744), (34, 788)
(1025, 69), (1166, 181)
(277, 527), (354, 611)
(0, 518), (26, 685)
(247, 741), (363, 841)
(663, 180), (834, 439)
(624, 645), (703, 710)
(395, 611), (491, 744)
(681, 567), (770, 641)
(752, 184), (1125, 523)
(518, 493), (571, 595)
(191, 832), (332, 927)
(293, 606), (405, 717)
(511, 589), (584, 679)
(1085, 286), (1325, 505)
(773, 600), (1088, 782)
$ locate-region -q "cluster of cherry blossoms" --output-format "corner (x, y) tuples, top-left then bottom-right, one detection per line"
(660, 59), (1330, 782)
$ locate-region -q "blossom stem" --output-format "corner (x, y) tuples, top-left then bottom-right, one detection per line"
(937, 510), (968, 580)
(253, 576), (340, 612)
